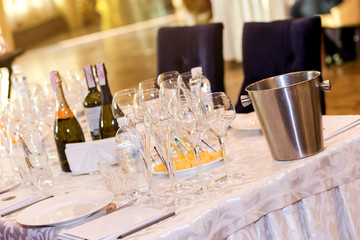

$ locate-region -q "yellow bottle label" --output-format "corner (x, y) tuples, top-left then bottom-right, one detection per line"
(56, 108), (74, 119)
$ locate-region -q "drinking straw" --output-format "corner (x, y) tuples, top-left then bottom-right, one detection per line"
(175, 138), (189, 153)
(153, 146), (169, 172)
(172, 143), (185, 159)
(201, 140), (217, 152)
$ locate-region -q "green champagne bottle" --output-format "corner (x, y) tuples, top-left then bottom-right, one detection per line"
(50, 71), (85, 172)
(83, 65), (101, 140)
(95, 62), (119, 139)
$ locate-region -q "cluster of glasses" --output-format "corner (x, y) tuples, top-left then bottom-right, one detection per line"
(109, 69), (243, 207)
(0, 67), (86, 191)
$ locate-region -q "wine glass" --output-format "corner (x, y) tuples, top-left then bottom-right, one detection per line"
(112, 88), (138, 121)
(172, 95), (218, 195)
(139, 78), (159, 96)
(157, 71), (179, 85)
(178, 71), (202, 97)
(203, 92), (243, 183)
(62, 69), (85, 117)
(0, 100), (30, 186)
(142, 88), (188, 206)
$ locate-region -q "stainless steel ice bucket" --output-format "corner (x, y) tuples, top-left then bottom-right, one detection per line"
(241, 71), (330, 160)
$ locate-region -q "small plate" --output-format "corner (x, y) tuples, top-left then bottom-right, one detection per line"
(230, 112), (261, 130)
(152, 157), (223, 176)
(16, 190), (113, 227)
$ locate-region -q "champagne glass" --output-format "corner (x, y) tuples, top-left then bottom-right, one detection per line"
(172, 95), (218, 195)
(203, 92), (243, 183)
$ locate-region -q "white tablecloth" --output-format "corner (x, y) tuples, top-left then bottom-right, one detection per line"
(210, 0), (296, 62)
(1, 115), (360, 239)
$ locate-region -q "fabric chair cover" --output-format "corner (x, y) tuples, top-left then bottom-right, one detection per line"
(157, 23), (225, 93)
(235, 16), (325, 114)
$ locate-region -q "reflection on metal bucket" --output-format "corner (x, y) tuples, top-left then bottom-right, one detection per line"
(241, 71), (331, 160)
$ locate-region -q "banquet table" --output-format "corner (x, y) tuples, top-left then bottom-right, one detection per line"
(210, 0), (295, 62)
(2, 114), (360, 239)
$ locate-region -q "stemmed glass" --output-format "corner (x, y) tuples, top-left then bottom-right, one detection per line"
(157, 71), (179, 85)
(178, 71), (202, 97)
(139, 78), (159, 95)
(203, 92), (243, 183)
(0, 100), (30, 186)
(112, 88), (138, 119)
(172, 95), (218, 195)
(112, 89), (150, 195)
(141, 88), (187, 206)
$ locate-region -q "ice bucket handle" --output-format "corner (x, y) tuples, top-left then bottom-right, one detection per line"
(317, 80), (331, 91)
(240, 95), (252, 107)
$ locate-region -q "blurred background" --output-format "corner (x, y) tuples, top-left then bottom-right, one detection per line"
(0, 0), (359, 114)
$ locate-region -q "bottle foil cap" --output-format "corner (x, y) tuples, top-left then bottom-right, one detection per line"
(49, 71), (60, 93)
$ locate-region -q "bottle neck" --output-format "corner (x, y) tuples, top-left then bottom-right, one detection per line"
(50, 71), (74, 119)
(95, 62), (113, 105)
(84, 65), (98, 92)
(100, 84), (113, 105)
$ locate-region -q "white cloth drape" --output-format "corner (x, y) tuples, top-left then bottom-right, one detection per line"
(211, 0), (296, 62)
(228, 179), (360, 239)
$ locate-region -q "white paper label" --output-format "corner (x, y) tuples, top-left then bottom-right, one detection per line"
(84, 106), (101, 135)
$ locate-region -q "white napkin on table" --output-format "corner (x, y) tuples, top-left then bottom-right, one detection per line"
(65, 137), (117, 175)
(58, 206), (175, 240)
(0, 188), (47, 216)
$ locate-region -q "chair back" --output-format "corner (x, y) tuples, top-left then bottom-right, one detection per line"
(157, 23), (225, 93)
(235, 16), (325, 114)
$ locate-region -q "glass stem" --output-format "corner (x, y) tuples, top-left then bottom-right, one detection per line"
(165, 132), (177, 193)
(194, 146), (205, 187)
(218, 136), (230, 176)
(144, 132), (153, 193)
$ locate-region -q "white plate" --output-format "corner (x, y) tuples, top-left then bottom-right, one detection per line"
(230, 112), (261, 130)
(153, 157), (223, 176)
(16, 190), (113, 227)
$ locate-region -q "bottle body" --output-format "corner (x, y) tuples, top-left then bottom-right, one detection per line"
(99, 104), (119, 138)
(83, 65), (102, 140)
(50, 71), (85, 172)
(95, 63), (119, 139)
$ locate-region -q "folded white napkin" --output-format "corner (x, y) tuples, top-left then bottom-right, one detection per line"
(65, 137), (117, 175)
(0, 188), (47, 216)
(59, 206), (175, 240)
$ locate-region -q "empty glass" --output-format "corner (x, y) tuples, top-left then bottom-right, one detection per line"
(112, 88), (138, 119)
(157, 71), (179, 85)
(116, 127), (150, 199)
(203, 92), (243, 183)
(97, 155), (127, 201)
(19, 124), (53, 190)
(172, 95), (218, 195)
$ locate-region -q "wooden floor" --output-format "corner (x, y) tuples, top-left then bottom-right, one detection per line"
(13, 14), (360, 115)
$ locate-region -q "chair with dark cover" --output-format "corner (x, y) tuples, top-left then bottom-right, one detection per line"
(235, 16), (326, 114)
(157, 23), (225, 93)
